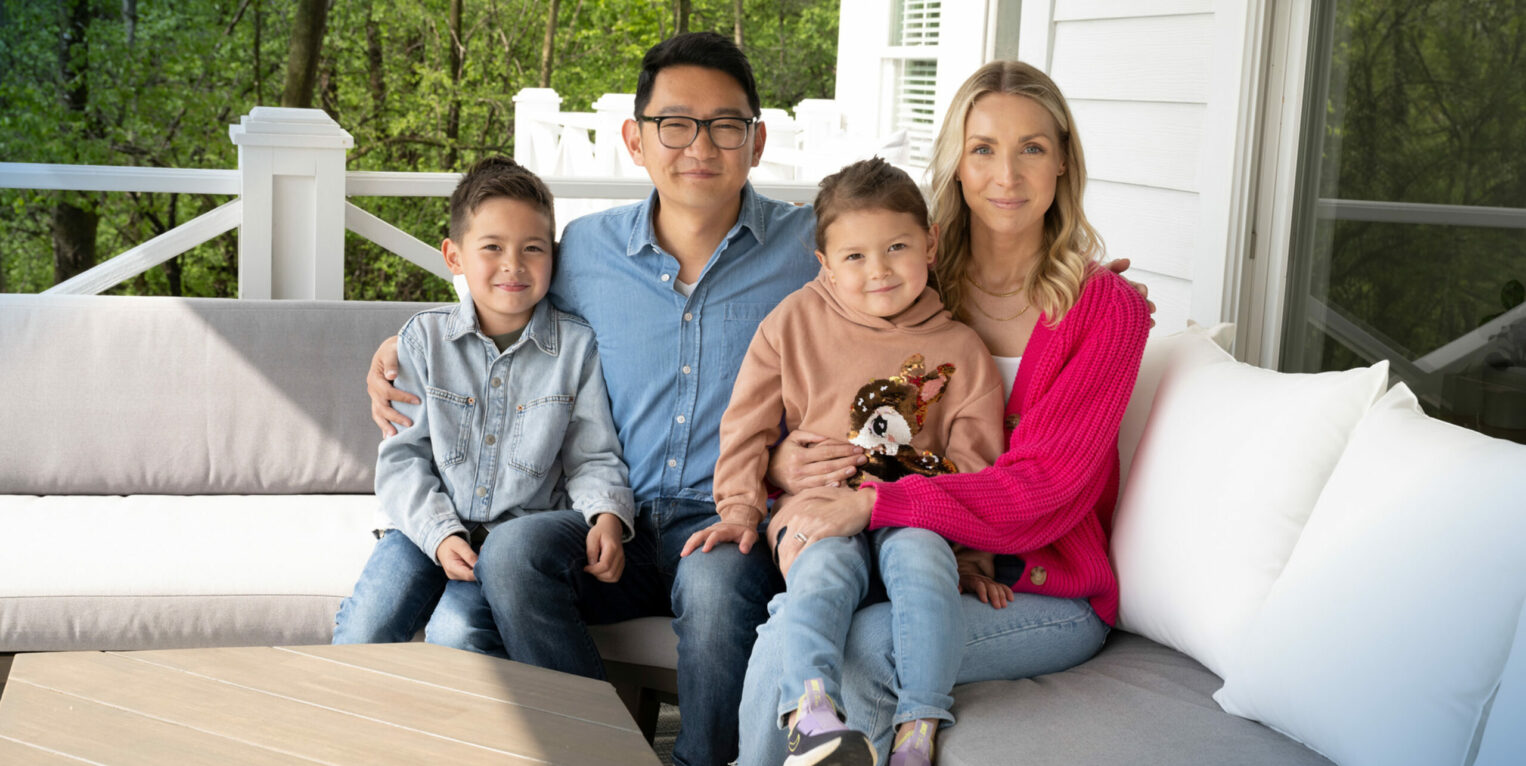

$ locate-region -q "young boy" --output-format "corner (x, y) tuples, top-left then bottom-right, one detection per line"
(709, 158), (1009, 765)
(333, 156), (634, 649)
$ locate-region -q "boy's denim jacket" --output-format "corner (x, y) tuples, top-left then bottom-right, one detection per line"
(378, 296), (634, 564)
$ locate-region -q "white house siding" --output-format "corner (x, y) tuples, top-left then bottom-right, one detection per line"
(1022, 0), (1259, 337)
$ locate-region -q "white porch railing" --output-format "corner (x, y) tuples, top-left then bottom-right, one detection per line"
(1, 96), (911, 300)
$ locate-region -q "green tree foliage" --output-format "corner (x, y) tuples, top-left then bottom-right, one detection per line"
(1298, 0), (1525, 373)
(1, 0), (840, 300)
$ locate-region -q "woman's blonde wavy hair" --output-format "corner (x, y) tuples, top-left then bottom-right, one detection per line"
(928, 60), (1102, 325)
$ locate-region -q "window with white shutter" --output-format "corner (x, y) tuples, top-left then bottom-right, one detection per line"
(888, 0), (940, 163)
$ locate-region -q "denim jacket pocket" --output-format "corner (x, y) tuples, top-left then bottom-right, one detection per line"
(426, 385), (474, 467)
(508, 393), (575, 477)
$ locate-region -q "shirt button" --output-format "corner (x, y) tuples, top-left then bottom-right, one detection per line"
(1030, 566), (1048, 586)
(475, 486), (487, 498)
(676, 415), (686, 424)
(682, 365), (691, 374)
(683, 312), (693, 321)
(485, 435), (496, 446)
(667, 459), (677, 468)
(491, 377), (502, 388)
(661, 273), (671, 282)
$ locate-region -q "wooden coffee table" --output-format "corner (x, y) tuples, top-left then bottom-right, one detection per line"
(0, 642), (660, 764)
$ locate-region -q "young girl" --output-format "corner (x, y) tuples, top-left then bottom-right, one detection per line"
(705, 157), (1009, 765)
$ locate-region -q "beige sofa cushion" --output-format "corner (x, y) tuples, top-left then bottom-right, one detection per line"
(0, 295), (432, 495)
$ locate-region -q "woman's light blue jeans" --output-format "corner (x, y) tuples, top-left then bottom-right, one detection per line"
(740, 571), (1109, 765)
(775, 527), (963, 728)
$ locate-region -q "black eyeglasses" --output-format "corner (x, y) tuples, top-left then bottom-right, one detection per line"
(635, 115), (757, 150)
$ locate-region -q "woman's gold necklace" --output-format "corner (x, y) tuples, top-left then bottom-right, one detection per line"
(964, 271), (1025, 297)
(964, 274), (1032, 322)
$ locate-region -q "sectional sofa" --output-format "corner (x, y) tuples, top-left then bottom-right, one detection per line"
(1, 294), (1521, 766)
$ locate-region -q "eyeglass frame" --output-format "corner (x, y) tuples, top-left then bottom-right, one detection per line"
(633, 114), (759, 150)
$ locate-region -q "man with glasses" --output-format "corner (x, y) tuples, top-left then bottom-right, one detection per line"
(370, 33), (819, 766)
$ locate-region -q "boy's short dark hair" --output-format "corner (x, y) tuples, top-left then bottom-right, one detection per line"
(448, 156), (555, 242)
(633, 32), (761, 119)
(813, 157), (930, 252)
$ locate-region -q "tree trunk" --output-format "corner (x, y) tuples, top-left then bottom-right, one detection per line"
(539, 0), (560, 88)
(122, 0), (137, 46)
(254, 0), (263, 103)
(365, 0), (385, 115)
(676, 0), (689, 35)
(52, 201), (99, 285)
(445, 0), (464, 170)
(733, 0), (743, 47)
(281, 0), (330, 108)
(164, 194), (182, 296)
(54, 0), (97, 286)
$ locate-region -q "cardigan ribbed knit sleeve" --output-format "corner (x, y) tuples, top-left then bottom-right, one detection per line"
(867, 270), (1149, 624)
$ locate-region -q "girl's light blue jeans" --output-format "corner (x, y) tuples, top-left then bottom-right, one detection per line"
(740, 566), (1109, 765)
(775, 527), (963, 728)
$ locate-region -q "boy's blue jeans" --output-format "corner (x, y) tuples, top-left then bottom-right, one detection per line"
(775, 527), (963, 727)
(465, 499), (780, 766)
(332, 530), (445, 645)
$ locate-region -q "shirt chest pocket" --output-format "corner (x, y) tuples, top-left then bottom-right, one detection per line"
(508, 394), (575, 477)
(426, 386), (475, 467)
(722, 302), (774, 380)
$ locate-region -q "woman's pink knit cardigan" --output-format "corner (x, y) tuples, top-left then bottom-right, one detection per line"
(868, 268), (1150, 626)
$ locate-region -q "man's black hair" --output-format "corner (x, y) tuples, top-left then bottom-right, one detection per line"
(633, 32), (761, 118)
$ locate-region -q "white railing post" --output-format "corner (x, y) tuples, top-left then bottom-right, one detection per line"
(792, 99), (844, 180)
(592, 93), (638, 177)
(513, 88), (563, 175)
(229, 107), (353, 300)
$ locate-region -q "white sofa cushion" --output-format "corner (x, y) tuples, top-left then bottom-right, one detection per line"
(1111, 330), (1388, 677)
(1214, 384), (1526, 766)
(0, 494), (379, 651)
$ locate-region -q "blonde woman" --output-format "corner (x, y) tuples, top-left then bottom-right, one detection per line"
(739, 61), (1151, 765)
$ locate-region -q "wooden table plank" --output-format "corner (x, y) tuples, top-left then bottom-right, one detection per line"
(0, 733), (95, 765)
(126, 647), (652, 765)
(7, 651), (545, 764)
(283, 642), (637, 730)
(0, 681), (305, 766)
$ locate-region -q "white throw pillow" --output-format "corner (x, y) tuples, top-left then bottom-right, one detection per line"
(1474, 600), (1526, 766)
(1117, 321), (1234, 492)
(1214, 384), (1526, 766)
(1111, 331), (1387, 676)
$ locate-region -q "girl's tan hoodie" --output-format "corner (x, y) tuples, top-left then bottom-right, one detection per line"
(713, 270), (1007, 522)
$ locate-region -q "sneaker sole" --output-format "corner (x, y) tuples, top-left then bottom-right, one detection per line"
(783, 731), (878, 766)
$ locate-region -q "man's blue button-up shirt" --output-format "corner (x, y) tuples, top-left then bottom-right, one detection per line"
(551, 184), (818, 504)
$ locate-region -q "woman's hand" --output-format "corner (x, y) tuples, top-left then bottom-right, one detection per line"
(784, 485), (876, 543)
(1104, 258), (1157, 328)
(767, 430), (865, 494)
(368, 335), (420, 437)
(959, 572), (1014, 609)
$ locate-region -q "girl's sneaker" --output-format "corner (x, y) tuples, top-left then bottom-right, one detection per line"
(888, 720), (935, 766)
(783, 678), (878, 766)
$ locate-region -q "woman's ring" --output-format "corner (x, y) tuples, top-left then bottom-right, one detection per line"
(794, 532), (809, 544)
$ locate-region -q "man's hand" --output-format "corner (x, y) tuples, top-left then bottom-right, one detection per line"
(767, 430), (865, 494)
(436, 534), (478, 581)
(584, 514), (626, 583)
(680, 508), (763, 557)
(1104, 258), (1158, 329)
(368, 335), (419, 437)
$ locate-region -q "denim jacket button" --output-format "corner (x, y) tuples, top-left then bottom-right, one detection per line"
(474, 486), (487, 498)
(491, 377), (502, 388)
(467, 397), (475, 405)
(683, 312), (693, 321)
(667, 459), (678, 468)
(485, 435), (496, 446)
